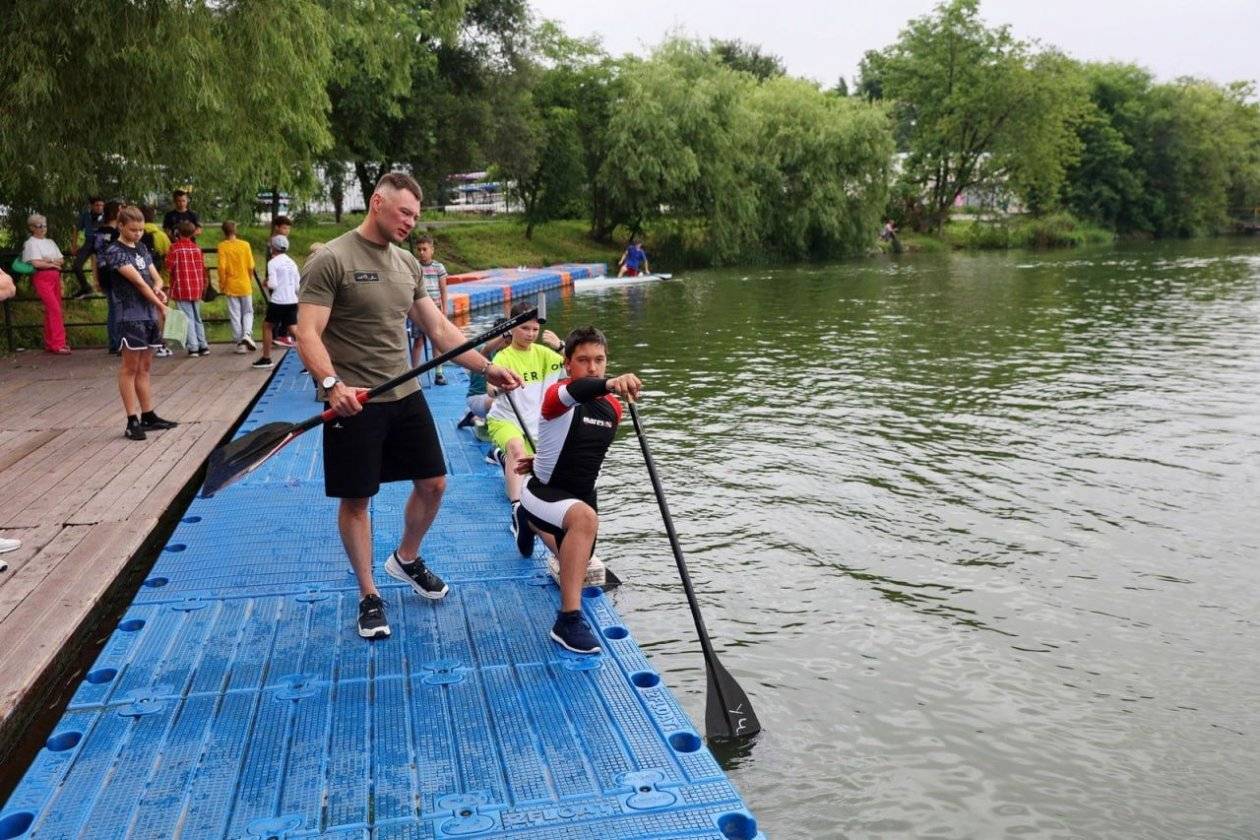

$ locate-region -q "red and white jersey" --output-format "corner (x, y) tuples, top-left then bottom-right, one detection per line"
(533, 377), (623, 498)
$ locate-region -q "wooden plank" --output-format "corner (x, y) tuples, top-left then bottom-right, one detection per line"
(26, 429), (151, 526)
(0, 522), (140, 720)
(0, 428), (63, 472)
(130, 425), (223, 517)
(73, 422), (208, 525)
(0, 345), (271, 739)
(0, 428), (106, 526)
(0, 524), (94, 624)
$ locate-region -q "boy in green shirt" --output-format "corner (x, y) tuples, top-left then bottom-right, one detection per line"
(485, 301), (566, 554)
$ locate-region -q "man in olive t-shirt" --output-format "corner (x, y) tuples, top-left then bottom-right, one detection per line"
(293, 171), (523, 640)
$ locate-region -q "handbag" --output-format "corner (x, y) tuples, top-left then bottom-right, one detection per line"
(201, 276), (219, 302)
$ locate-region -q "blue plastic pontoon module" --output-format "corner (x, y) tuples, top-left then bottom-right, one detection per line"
(1, 350), (762, 839)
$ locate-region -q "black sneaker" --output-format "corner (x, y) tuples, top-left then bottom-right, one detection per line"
(140, 412), (179, 430)
(358, 594), (390, 639)
(511, 502), (535, 556)
(197, 347), (210, 357)
(550, 610), (601, 654)
(384, 551), (449, 600)
(434, 372), (447, 385)
(484, 447), (505, 467)
(251, 357), (274, 369)
(456, 411), (476, 429)
(125, 418), (147, 441)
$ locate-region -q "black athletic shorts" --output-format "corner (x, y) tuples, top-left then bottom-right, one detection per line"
(322, 390), (446, 498)
(264, 301), (298, 329)
(520, 477), (597, 547)
(117, 319), (163, 351)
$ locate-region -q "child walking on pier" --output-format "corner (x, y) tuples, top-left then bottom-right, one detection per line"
(167, 222), (210, 356)
(216, 221), (256, 354)
(252, 234), (300, 369)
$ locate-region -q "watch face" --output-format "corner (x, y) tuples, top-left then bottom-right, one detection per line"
(322, 376), (338, 389)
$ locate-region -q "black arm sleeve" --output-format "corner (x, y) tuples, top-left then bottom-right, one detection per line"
(565, 377), (610, 403)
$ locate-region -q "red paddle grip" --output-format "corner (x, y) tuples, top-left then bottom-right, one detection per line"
(318, 388), (372, 423)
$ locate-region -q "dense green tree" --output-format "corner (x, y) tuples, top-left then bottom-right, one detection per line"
(873, 0), (1087, 231)
(600, 40), (761, 261)
(710, 39), (787, 81)
(0, 0), (340, 238)
(750, 78), (894, 258)
(1142, 79), (1259, 236)
(506, 107), (586, 238)
(526, 23), (626, 238)
(598, 39), (893, 263)
(1061, 64), (1260, 236)
(1060, 63), (1152, 232)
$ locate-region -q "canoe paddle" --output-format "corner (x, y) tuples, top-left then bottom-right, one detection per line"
(504, 387), (622, 589)
(201, 307), (538, 496)
(628, 401), (760, 740)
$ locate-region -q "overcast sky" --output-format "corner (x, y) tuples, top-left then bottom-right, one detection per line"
(527, 0), (1258, 89)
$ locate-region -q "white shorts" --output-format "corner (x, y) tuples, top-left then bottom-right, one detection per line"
(520, 479), (596, 540)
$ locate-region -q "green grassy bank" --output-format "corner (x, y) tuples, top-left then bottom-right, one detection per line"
(896, 212), (1116, 252)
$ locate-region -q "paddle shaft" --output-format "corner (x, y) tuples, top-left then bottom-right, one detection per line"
(628, 404), (720, 656)
(304, 307), (538, 431)
(505, 390), (536, 450)
(628, 402), (748, 734)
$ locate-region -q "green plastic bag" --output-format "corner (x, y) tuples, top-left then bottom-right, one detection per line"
(162, 304), (189, 347)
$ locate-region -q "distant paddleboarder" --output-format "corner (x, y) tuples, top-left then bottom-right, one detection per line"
(617, 236), (650, 277)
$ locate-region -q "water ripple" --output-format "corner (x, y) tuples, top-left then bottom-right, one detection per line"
(566, 239), (1260, 837)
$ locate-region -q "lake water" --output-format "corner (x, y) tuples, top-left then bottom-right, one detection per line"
(551, 239), (1260, 838)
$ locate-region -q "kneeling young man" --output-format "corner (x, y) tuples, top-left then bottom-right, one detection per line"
(516, 326), (642, 654)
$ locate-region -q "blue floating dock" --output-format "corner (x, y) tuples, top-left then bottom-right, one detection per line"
(1, 349), (761, 839)
(446, 264), (606, 316)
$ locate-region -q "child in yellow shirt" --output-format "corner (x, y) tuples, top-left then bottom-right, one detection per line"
(216, 221), (256, 353)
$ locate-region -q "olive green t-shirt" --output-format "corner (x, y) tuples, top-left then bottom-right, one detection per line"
(299, 229), (425, 402)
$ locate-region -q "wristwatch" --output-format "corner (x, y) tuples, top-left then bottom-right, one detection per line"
(321, 375), (341, 390)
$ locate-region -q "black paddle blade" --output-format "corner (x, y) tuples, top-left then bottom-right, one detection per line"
(202, 421), (299, 495)
(600, 567), (623, 591)
(705, 658), (761, 740)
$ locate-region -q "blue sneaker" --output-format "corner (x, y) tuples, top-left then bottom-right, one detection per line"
(550, 610), (601, 654)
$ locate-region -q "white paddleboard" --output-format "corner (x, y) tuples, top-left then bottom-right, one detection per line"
(573, 273), (673, 291)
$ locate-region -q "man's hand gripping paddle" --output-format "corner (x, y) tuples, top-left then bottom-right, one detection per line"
(628, 400), (761, 740)
(201, 308), (538, 496)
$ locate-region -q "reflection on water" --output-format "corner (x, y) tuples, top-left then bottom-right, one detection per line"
(557, 239), (1260, 838)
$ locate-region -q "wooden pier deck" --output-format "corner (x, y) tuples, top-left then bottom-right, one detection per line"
(0, 345), (283, 762)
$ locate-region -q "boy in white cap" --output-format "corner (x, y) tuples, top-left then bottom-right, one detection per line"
(252, 234), (300, 369)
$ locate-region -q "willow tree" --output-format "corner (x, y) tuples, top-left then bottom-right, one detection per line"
(0, 0), (340, 237)
(599, 39), (895, 263)
(599, 40), (761, 263)
(749, 77), (894, 259)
